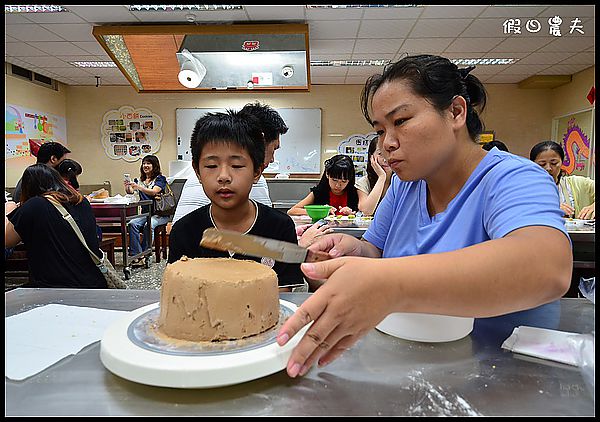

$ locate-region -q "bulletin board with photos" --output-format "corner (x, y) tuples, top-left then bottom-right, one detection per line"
(101, 105), (163, 162)
(337, 133), (378, 178)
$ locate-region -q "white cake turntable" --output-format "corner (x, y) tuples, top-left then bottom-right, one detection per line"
(100, 299), (307, 389)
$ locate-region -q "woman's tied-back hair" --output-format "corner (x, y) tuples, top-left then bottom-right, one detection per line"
(529, 140), (566, 183)
(139, 154), (162, 182)
(360, 54), (488, 141)
(56, 158), (83, 189)
(190, 109), (265, 172)
(20, 163), (82, 205)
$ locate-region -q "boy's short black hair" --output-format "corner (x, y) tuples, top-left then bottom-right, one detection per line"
(36, 141), (70, 164)
(190, 109), (265, 172)
(239, 101), (288, 144)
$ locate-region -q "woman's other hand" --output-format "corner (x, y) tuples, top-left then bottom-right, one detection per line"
(276, 257), (393, 377)
(371, 153), (387, 179)
(298, 221), (334, 248)
(560, 202), (575, 218)
(577, 203), (595, 220)
(337, 206), (354, 216)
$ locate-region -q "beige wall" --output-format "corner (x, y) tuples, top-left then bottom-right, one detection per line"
(5, 66), (595, 194)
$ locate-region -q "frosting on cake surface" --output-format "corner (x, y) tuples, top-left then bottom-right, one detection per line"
(158, 257), (279, 341)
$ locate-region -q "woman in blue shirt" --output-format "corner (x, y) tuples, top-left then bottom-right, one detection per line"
(124, 154), (170, 261)
(276, 54), (572, 378)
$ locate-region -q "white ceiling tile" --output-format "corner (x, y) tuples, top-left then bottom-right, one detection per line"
(22, 11), (87, 24)
(311, 76), (347, 84)
(479, 5), (549, 18)
(461, 18), (514, 38)
(309, 20), (361, 40)
(419, 5), (487, 19)
(399, 38), (454, 54)
(245, 5), (305, 20)
(346, 66), (386, 77)
(516, 52), (577, 65)
(306, 8), (364, 21)
(560, 52), (595, 65)
(361, 5), (423, 20)
(310, 67), (348, 77)
(499, 63), (552, 75)
(4, 14), (33, 24)
(354, 39), (403, 54)
(5, 42), (48, 57)
(538, 5), (595, 19)
(55, 55), (107, 62)
(541, 36), (595, 52)
(540, 64), (592, 75)
(32, 42), (91, 56)
(17, 56), (71, 68)
(445, 38), (505, 53)
(128, 10), (248, 23)
(358, 20), (413, 39)
(74, 41), (110, 56)
(40, 23), (96, 42)
(350, 53), (395, 60)
(490, 37), (554, 53)
(310, 54), (352, 61)
(84, 67), (124, 77)
(480, 51), (530, 59)
(5, 24), (64, 42)
(435, 52), (484, 60)
(5, 35), (19, 42)
(410, 19), (473, 38)
(310, 39), (355, 54)
(345, 76), (372, 85)
(469, 66), (504, 75)
(66, 6), (139, 24)
(51, 67), (95, 78)
(485, 74), (529, 83)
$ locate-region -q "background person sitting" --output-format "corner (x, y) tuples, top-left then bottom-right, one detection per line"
(530, 140), (595, 220)
(287, 154), (359, 217)
(124, 155), (170, 263)
(356, 136), (393, 216)
(56, 158), (83, 190)
(5, 164), (106, 288)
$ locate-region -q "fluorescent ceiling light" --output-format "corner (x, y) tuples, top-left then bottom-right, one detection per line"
(128, 5), (243, 12)
(5, 5), (69, 13)
(311, 60), (391, 67)
(306, 5), (420, 8)
(451, 58), (516, 65)
(71, 61), (117, 68)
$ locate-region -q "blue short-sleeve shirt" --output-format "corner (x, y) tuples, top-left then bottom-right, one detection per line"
(363, 148), (568, 257)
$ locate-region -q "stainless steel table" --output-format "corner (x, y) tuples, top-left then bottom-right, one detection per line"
(5, 288), (594, 416)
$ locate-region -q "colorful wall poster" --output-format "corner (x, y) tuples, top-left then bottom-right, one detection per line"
(552, 108), (595, 178)
(337, 132), (378, 178)
(101, 105), (163, 162)
(5, 103), (67, 160)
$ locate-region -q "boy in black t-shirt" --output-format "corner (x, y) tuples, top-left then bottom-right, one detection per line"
(168, 109), (304, 290)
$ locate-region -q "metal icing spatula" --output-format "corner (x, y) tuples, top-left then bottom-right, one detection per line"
(200, 228), (331, 264)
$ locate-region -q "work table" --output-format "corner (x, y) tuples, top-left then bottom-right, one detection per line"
(5, 288), (594, 416)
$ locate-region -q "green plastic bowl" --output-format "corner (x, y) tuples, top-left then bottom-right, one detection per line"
(304, 205), (332, 222)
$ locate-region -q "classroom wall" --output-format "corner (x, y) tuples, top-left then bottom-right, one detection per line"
(5, 74), (68, 186)
(5, 66), (595, 194)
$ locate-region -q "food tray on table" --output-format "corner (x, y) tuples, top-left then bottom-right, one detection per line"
(325, 215), (374, 228)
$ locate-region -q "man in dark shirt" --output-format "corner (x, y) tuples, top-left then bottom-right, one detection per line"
(13, 141), (71, 203)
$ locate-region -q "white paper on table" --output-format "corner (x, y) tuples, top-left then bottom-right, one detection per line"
(5, 304), (129, 380)
(501, 326), (581, 366)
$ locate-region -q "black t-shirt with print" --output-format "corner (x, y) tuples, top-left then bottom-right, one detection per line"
(168, 201), (305, 288)
(7, 196), (106, 289)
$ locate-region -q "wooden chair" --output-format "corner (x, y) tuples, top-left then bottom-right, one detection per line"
(153, 223), (168, 263)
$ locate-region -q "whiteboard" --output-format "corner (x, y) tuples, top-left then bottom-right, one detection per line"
(176, 108), (321, 174)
